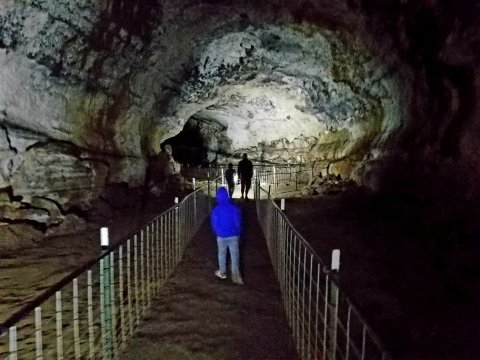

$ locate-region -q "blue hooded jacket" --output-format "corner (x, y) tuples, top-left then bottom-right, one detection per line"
(211, 187), (242, 237)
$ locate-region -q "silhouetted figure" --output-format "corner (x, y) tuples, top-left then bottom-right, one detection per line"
(225, 163), (236, 198)
(211, 187), (244, 285)
(238, 153), (253, 200)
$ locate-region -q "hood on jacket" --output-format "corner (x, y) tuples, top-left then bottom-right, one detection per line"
(216, 187), (230, 203)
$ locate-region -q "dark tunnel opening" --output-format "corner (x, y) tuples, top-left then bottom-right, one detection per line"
(161, 119), (210, 167)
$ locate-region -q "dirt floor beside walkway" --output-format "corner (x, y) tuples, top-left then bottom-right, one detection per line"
(120, 201), (298, 360)
(282, 190), (480, 360)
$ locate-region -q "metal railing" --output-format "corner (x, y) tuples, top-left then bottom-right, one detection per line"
(254, 166), (312, 195)
(254, 180), (392, 360)
(185, 164), (310, 191)
(0, 178), (221, 360)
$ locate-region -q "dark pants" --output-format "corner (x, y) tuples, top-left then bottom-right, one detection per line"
(241, 177), (252, 198)
(227, 181), (235, 198)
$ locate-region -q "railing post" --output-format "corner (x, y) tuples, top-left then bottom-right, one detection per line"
(155, 221), (160, 289)
(110, 250), (117, 357)
(127, 239), (134, 336)
(119, 244), (127, 347)
(9, 326), (18, 360)
(140, 229), (145, 319)
(133, 234), (139, 326)
(280, 198), (285, 211)
(100, 227), (114, 360)
(35, 307), (43, 360)
(73, 278), (81, 359)
(193, 177), (197, 230)
(146, 227), (151, 311)
(55, 291), (63, 360)
(328, 249), (341, 360)
(174, 197), (179, 266)
(87, 270), (94, 359)
(207, 172), (211, 211)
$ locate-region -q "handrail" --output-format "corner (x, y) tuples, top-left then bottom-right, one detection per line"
(255, 179), (392, 360)
(269, 187), (389, 355)
(0, 176), (221, 339)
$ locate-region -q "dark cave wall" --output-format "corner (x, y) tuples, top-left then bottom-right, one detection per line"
(350, 0), (480, 190)
(353, 0), (480, 270)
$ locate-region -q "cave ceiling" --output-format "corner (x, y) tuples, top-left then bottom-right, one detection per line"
(0, 0), (478, 240)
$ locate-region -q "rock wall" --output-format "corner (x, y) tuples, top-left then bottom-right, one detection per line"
(0, 0), (478, 246)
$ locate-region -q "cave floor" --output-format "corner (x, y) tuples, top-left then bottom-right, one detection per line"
(0, 194), (178, 325)
(284, 190), (480, 360)
(2, 190), (480, 360)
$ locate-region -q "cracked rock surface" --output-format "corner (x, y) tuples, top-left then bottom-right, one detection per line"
(0, 0), (479, 247)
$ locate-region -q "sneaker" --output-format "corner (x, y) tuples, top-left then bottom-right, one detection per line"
(215, 270), (227, 280)
(232, 275), (244, 285)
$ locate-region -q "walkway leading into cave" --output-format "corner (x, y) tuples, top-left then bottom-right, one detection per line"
(120, 201), (298, 360)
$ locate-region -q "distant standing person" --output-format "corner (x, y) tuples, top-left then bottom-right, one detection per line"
(225, 163), (236, 198)
(238, 153), (253, 200)
(211, 187), (244, 285)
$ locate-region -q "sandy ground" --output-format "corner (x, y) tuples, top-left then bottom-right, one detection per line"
(0, 195), (177, 325)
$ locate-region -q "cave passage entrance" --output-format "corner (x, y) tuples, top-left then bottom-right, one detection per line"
(161, 118), (210, 167)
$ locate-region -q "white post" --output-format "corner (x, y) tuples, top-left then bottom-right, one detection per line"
(221, 168), (225, 185)
(193, 178), (197, 229)
(87, 270), (94, 360)
(35, 307), (43, 360)
(331, 249), (341, 271)
(273, 166), (276, 185)
(9, 326), (18, 360)
(110, 252), (117, 357)
(119, 245), (126, 346)
(329, 249), (341, 360)
(140, 230), (145, 319)
(174, 197), (179, 263)
(280, 198), (285, 211)
(55, 291), (64, 360)
(126, 239), (134, 336)
(73, 278), (81, 359)
(100, 227), (113, 360)
(101, 227), (109, 248)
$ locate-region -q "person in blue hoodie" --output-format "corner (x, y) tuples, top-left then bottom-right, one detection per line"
(211, 187), (244, 285)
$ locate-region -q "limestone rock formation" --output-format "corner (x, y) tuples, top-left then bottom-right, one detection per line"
(0, 0), (478, 247)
